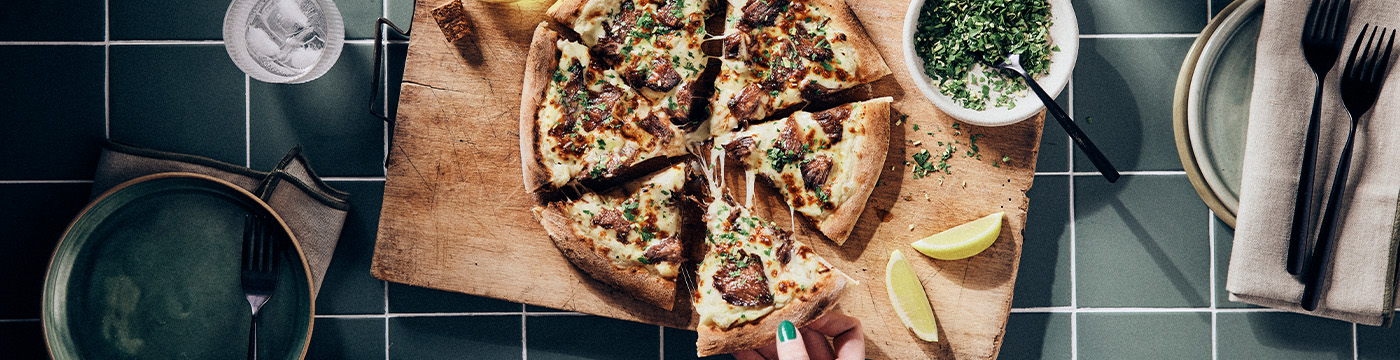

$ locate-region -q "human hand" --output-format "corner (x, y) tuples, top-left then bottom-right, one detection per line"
(731, 311), (864, 360)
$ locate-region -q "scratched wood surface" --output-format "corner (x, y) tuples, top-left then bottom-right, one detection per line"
(369, 0), (1046, 358)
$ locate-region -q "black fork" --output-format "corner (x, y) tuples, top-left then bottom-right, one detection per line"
(1300, 24), (1395, 311)
(1288, 0), (1351, 277)
(241, 214), (280, 360)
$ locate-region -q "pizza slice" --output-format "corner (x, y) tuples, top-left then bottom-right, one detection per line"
(533, 162), (696, 310)
(547, 0), (712, 131)
(709, 0), (891, 136)
(520, 23), (691, 193)
(718, 97), (889, 244)
(693, 195), (848, 356)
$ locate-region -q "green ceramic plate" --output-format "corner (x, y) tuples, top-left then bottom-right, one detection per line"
(42, 173), (314, 360)
(1174, 0), (1262, 228)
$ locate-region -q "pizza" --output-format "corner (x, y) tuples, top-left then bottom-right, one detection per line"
(719, 97), (890, 244)
(519, 23), (692, 194)
(693, 195), (848, 356)
(709, 0), (891, 136)
(547, 0), (712, 132)
(533, 162), (696, 309)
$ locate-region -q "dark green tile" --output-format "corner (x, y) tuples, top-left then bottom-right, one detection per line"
(1034, 94), (1071, 173)
(388, 43), (408, 120)
(110, 0), (230, 40)
(0, 184), (93, 319)
(251, 44), (385, 177)
(306, 317), (385, 360)
(1216, 312), (1351, 360)
(1078, 312), (1211, 359)
(664, 327), (727, 360)
(315, 181), (385, 315)
(1359, 320), (1400, 360)
(1072, 38), (1195, 172)
(1213, 215), (1256, 309)
(387, 0), (415, 41)
(0, 1), (103, 41)
(528, 315), (657, 360)
(1076, 175), (1211, 307)
(0, 321), (48, 359)
(388, 283), (520, 313)
(0, 46), (105, 180)
(1211, 0), (1236, 20)
(338, 0), (385, 40)
(109, 45), (246, 165)
(389, 315), (520, 358)
(1014, 176), (1071, 308)
(1073, 0), (1208, 34)
(1002, 313), (1071, 360)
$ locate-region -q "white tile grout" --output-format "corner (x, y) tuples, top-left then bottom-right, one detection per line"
(1066, 77), (1078, 360)
(1079, 33), (1199, 39)
(1353, 323), (1359, 360)
(1209, 211), (1218, 360)
(104, 0), (110, 141)
(0, 319), (39, 323)
(0, 180), (94, 184)
(0, 39), (409, 46)
(246, 75), (252, 168)
(322, 176), (388, 182)
(658, 325), (666, 360)
(384, 280), (390, 360)
(522, 303), (529, 360)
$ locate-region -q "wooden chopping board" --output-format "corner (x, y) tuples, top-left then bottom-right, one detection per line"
(370, 0), (1046, 358)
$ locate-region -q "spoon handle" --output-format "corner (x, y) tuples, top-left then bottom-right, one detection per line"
(1021, 72), (1120, 183)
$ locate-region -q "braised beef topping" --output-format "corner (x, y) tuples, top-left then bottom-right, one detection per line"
(723, 32), (748, 60)
(602, 146), (640, 175)
(761, 41), (800, 91)
(800, 80), (840, 100)
(713, 251), (774, 306)
(582, 84), (626, 131)
(644, 236), (686, 264)
(800, 155), (832, 192)
(793, 27), (833, 62)
(663, 83), (693, 124)
(728, 83), (767, 121)
(655, 0), (685, 28)
(591, 208), (633, 242)
(627, 58), (681, 92)
(726, 207), (742, 230)
(774, 228), (794, 265)
(810, 105), (850, 142)
(775, 118), (804, 158)
(592, 1), (639, 67)
(741, 0), (788, 28)
(639, 113), (674, 142)
(723, 136), (756, 160)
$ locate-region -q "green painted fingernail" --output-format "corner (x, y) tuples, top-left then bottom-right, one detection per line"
(777, 320), (797, 342)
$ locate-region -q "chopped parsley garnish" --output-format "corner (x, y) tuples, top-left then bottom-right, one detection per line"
(637, 256), (652, 264)
(913, 0), (1054, 110)
(815, 188), (830, 203)
(622, 200), (640, 222)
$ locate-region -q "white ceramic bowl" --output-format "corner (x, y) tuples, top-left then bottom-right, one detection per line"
(902, 0), (1079, 127)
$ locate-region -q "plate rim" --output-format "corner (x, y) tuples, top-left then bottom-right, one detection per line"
(1186, 0), (1263, 216)
(1173, 0), (1258, 228)
(40, 172), (316, 360)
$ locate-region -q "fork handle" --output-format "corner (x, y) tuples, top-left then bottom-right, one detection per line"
(1020, 72), (1120, 183)
(1300, 123), (1358, 311)
(248, 314), (258, 360)
(1287, 82), (1327, 277)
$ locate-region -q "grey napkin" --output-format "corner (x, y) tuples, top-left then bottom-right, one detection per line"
(91, 141), (351, 296)
(1227, 0), (1400, 326)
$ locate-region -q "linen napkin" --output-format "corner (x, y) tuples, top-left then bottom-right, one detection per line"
(90, 141), (351, 296)
(1227, 0), (1400, 326)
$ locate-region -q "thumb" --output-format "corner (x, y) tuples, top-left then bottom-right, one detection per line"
(775, 320), (810, 360)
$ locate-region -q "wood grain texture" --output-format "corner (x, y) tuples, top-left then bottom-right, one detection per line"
(370, 0), (1046, 358)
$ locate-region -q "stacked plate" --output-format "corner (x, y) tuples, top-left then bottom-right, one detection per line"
(1173, 0), (1264, 227)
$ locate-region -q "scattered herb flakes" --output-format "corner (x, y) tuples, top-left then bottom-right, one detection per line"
(913, 0), (1056, 110)
(1002, 155), (1011, 163)
(912, 124), (921, 131)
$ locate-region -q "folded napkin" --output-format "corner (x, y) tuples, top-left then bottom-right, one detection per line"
(1227, 0), (1400, 326)
(91, 141), (351, 296)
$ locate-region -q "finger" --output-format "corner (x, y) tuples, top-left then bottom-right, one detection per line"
(800, 328), (836, 360)
(806, 312), (864, 360)
(775, 320), (810, 360)
(733, 349), (766, 360)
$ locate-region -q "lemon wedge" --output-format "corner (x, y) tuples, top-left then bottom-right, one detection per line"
(911, 212), (1004, 260)
(887, 250), (938, 342)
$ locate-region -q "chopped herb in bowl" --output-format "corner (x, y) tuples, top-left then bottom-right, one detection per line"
(913, 0), (1058, 111)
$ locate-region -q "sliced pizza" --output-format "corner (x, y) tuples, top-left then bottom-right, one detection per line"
(547, 0), (712, 130)
(719, 97), (889, 244)
(533, 162), (695, 310)
(693, 196), (848, 356)
(521, 23), (691, 193)
(709, 0), (891, 136)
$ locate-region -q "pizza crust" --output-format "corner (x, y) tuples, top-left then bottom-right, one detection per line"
(534, 203), (679, 310)
(694, 267), (850, 356)
(520, 22), (560, 194)
(817, 96), (891, 244)
(546, 0), (590, 25)
(819, 0), (891, 84)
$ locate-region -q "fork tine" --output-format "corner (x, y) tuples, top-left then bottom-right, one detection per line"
(1360, 26), (1379, 80)
(258, 217), (271, 273)
(264, 219), (277, 273)
(1345, 24), (1369, 78)
(1303, 0), (1322, 38)
(242, 214), (253, 269)
(1371, 29), (1395, 84)
(1322, 0), (1340, 40)
(1331, 0), (1351, 41)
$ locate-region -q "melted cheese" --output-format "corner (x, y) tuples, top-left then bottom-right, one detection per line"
(568, 0), (711, 123)
(695, 200), (830, 329)
(564, 164), (689, 279)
